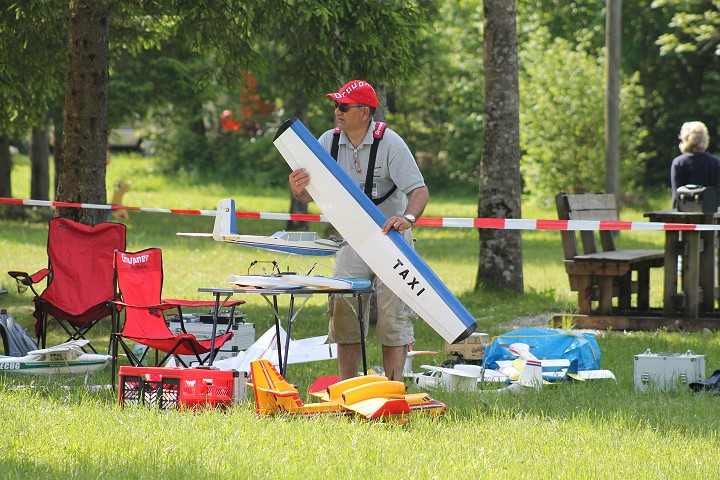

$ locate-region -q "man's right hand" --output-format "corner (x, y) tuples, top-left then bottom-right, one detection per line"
(289, 168), (312, 201)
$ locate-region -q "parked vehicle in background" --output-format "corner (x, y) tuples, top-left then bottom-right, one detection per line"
(109, 125), (155, 154)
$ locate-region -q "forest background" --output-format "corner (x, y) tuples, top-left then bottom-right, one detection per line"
(2, 1), (719, 207)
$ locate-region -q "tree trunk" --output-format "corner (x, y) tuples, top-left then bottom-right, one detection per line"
(55, 0), (109, 225)
(0, 134), (10, 199)
(0, 134), (24, 219)
(373, 81), (388, 122)
(31, 126), (51, 201)
(476, 0), (524, 293)
(605, 0), (621, 201)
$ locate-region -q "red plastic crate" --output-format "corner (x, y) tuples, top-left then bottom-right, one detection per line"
(119, 366), (236, 409)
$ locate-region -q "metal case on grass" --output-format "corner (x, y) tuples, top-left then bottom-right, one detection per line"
(167, 315), (255, 364)
(634, 349), (705, 392)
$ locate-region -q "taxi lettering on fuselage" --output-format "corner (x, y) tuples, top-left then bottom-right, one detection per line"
(392, 259), (425, 296)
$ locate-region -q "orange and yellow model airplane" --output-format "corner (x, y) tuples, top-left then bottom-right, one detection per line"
(249, 359), (446, 421)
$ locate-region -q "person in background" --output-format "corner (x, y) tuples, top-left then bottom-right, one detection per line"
(670, 121), (720, 207)
(288, 80), (429, 381)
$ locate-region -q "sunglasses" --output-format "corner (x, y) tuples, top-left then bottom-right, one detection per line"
(334, 102), (367, 113)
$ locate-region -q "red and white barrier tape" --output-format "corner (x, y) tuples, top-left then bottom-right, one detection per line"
(2, 196), (718, 231)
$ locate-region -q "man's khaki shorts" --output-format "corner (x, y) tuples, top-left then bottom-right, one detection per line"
(328, 230), (415, 346)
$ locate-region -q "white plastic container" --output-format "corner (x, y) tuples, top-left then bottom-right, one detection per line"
(634, 349), (705, 392)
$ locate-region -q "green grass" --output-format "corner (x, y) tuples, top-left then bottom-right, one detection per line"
(2, 152), (720, 478)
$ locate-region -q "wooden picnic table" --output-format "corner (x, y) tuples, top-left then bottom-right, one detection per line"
(644, 209), (720, 317)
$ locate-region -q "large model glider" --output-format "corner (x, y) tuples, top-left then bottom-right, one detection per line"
(0, 340), (111, 375)
(204, 325), (338, 374)
(272, 118), (477, 344)
(178, 198), (341, 257)
(249, 358), (446, 420)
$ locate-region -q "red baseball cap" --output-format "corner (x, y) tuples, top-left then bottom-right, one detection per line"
(325, 80), (378, 108)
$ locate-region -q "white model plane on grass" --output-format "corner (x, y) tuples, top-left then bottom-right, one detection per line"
(166, 324), (338, 375)
(177, 198), (342, 257)
(0, 339), (111, 375)
(493, 342), (616, 383)
(415, 342), (615, 394)
(416, 359), (544, 394)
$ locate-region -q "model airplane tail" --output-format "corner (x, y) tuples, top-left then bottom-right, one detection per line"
(273, 118), (477, 343)
(517, 359), (543, 389)
(250, 358), (305, 415)
(485, 359), (543, 394)
(209, 198), (341, 256)
(213, 198), (237, 240)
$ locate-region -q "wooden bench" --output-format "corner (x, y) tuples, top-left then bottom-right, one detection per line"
(555, 193), (664, 315)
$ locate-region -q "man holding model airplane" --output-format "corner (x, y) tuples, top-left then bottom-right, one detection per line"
(289, 80), (429, 381)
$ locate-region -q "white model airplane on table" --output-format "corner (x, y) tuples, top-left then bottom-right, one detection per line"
(178, 198), (342, 257)
(0, 340), (111, 375)
(227, 274), (372, 291)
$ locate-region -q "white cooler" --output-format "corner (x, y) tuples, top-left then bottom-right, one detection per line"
(167, 317), (255, 365)
(634, 349), (705, 392)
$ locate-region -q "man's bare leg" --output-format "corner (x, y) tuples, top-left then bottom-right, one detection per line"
(337, 343), (362, 380)
(382, 344), (408, 381)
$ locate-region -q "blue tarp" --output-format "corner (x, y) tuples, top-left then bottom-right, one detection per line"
(483, 328), (602, 371)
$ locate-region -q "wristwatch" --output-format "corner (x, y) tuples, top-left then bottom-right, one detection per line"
(403, 214), (416, 224)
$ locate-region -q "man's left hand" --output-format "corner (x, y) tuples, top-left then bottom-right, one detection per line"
(382, 215), (412, 234)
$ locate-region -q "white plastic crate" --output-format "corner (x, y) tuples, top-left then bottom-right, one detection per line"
(634, 349), (705, 392)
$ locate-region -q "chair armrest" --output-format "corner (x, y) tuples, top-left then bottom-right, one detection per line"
(161, 299), (245, 308)
(114, 300), (178, 311)
(8, 269), (50, 285)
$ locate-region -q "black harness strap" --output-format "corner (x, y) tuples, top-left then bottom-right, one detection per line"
(330, 122), (397, 205)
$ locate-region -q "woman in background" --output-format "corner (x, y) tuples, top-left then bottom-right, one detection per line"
(670, 121), (720, 207)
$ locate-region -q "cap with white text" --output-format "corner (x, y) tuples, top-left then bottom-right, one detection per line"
(325, 80), (378, 108)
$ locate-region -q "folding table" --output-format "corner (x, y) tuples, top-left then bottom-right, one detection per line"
(198, 286), (374, 375)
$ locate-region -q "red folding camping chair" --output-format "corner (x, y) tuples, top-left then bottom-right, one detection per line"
(8, 217), (127, 352)
(110, 248), (245, 382)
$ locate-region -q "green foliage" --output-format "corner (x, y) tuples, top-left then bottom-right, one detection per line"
(519, 32), (649, 200)
(390, 1), (484, 193)
(262, 1), (434, 98)
(0, 1), (67, 131)
(161, 128), (289, 188)
(518, 0), (606, 52)
(653, 0), (720, 56)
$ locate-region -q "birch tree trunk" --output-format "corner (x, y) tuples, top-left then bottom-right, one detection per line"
(476, 0), (524, 293)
